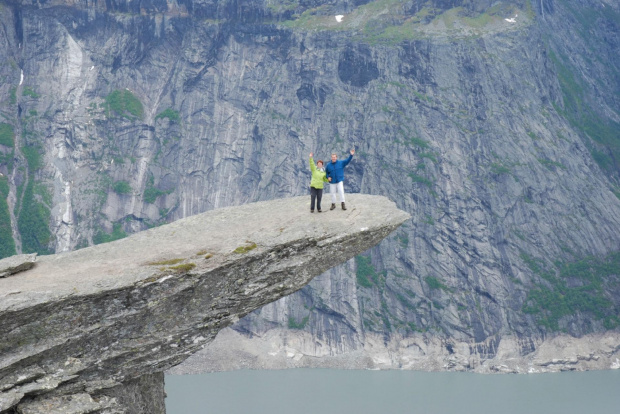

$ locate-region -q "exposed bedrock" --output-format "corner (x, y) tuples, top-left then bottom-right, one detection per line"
(0, 194), (409, 413)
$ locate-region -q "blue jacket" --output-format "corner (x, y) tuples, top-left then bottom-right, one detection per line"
(325, 154), (353, 184)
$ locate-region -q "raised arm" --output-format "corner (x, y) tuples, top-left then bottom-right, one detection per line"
(342, 150), (354, 167)
(309, 153), (316, 172)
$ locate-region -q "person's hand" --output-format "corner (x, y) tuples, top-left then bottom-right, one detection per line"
(328, 177), (332, 182)
(309, 152), (313, 158)
(350, 149), (355, 155)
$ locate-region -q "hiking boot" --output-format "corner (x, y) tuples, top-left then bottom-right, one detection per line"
(310, 209), (314, 213)
(318, 209), (322, 213)
(330, 203), (336, 210)
(341, 202), (347, 210)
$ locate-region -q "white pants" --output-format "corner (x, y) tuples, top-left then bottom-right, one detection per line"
(330, 181), (345, 203)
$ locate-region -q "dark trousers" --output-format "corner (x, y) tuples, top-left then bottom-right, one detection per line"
(310, 187), (323, 211)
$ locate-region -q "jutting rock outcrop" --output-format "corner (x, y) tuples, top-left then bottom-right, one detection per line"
(0, 194), (409, 413)
(1, 0), (620, 379)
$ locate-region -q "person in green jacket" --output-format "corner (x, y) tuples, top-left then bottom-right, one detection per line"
(309, 152), (329, 213)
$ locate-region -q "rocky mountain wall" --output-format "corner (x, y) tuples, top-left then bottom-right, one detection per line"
(1, 0), (620, 372)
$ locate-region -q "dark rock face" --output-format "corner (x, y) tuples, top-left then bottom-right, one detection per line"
(338, 46), (379, 87)
(0, 0), (619, 380)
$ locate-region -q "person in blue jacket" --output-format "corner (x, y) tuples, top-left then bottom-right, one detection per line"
(325, 149), (355, 210)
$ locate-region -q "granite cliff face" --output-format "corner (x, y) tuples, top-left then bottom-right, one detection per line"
(1, 0), (620, 375)
(0, 195), (409, 413)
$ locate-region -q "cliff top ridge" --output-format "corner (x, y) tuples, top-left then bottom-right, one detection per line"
(0, 194), (408, 312)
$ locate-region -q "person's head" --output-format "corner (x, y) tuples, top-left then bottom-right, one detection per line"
(317, 160), (323, 168)
(331, 153), (337, 163)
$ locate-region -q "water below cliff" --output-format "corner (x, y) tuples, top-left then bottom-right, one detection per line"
(165, 368), (620, 413)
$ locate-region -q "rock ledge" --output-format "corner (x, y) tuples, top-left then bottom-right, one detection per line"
(0, 195), (409, 413)
(0, 254), (37, 279)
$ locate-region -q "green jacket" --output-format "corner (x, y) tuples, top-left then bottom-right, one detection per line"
(309, 157), (329, 189)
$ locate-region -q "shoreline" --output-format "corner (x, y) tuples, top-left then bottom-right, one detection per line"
(169, 328), (620, 375)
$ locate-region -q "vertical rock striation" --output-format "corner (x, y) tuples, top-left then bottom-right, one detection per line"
(0, 0), (619, 375)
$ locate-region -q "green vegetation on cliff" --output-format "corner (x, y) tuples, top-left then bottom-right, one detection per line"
(155, 108), (180, 123)
(356, 254), (387, 288)
(0, 177), (9, 198)
(112, 180), (132, 195)
(522, 252), (620, 331)
(288, 315), (309, 329)
(143, 186), (166, 203)
(21, 145), (41, 171)
(22, 86), (40, 99)
(0, 150), (14, 171)
(0, 123), (14, 147)
(105, 89), (144, 120)
(408, 172), (433, 188)
(550, 50), (620, 175)
(18, 181), (52, 255)
(425, 276), (451, 292)
(17, 145), (52, 255)
(143, 174), (173, 204)
(268, 0), (299, 13)
(9, 87), (16, 105)
(93, 222), (127, 245)
(0, 176), (16, 259)
(281, 1), (524, 44)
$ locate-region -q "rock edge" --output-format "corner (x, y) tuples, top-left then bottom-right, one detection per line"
(0, 195), (409, 413)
